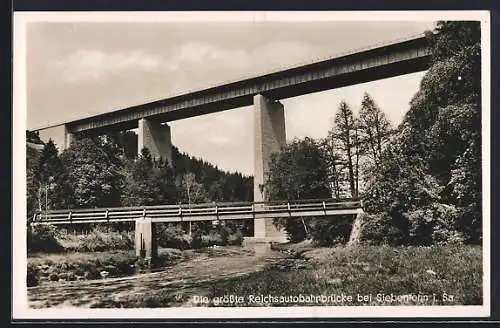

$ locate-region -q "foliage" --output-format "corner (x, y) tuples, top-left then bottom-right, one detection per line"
(156, 224), (192, 250)
(26, 130), (43, 144)
(32, 140), (71, 210)
(27, 225), (64, 253)
(358, 92), (393, 166)
(309, 215), (354, 246)
(330, 101), (359, 197)
(171, 146), (253, 202)
(155, 223), (243, 249)
(359, 212), (407, 246)
(26, 145), (41, 219)
(263, 137), (331, 242)
(61, 227), (134, 252)
(121, 148), (163, 206)
(60, 137), (122, 208)
(179, 172), (209, 204)
(362, 21), (482, 244)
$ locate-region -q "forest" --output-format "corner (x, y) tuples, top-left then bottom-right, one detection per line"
(26, 131), (253, 217)
(26, 21), (482, 247)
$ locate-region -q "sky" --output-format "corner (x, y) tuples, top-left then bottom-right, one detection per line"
(25, 17), (436, 175)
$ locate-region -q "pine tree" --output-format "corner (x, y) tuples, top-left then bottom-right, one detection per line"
(331, 101), (359, 197)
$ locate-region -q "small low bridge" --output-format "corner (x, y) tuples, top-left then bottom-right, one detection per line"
(31, 198), (363, 262)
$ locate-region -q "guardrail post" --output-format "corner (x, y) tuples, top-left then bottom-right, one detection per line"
(322, 201), (327, 216)
(215, 204), (221, 227)
(105, 209), (109, 232)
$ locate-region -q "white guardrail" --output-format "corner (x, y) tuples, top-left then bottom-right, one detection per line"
(31, 199), (363, 226)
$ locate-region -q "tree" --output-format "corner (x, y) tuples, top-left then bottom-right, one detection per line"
(156, 158), (178, 204)
(26, 144), (41, 220)
(178, 172), (210, 235)
(363, 21), (482, 244)
(263, 137), (331, 242)
(35, 140), (69, 210)
(61, 137), (122, 208)
(330, 101), (359, 197)
(121, 147), (162, 206)
(358, 92), (392, 166)
(180, 173), (209, 204)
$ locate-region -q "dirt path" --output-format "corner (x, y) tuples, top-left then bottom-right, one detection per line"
(28, 245), (285, 308)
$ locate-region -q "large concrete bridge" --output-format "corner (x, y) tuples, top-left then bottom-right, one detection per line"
(32, 33), (432, 241)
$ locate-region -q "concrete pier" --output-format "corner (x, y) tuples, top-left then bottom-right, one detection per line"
(137, 118), (172, 165)
(37, 124), (73, 152)
(253, 94), (288, 242)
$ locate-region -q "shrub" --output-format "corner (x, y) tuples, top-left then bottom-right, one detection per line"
(27, 264), (38, 287)
(309, 216), (353, 246)
(27, 225), (64, 253)
(431, 203), (464, 244)
(361, 203), (466, 246)
(49, 273), (59, 281)
(156, 224), (191, 249)
(227, 230), (243, 246)
(274, 217), (308, 243)
(190, 229), (204, 249)
(202, 231), (225, 246)
(155, 223), (244, 249)
(360, 212), (407, 245)
(62, 228), (134, 252)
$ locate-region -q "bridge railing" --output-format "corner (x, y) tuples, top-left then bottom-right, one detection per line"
(31, 198), (363, 226)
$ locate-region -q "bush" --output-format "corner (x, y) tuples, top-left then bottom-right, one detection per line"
(309, 216), (353, 246)
(27, 225), (64, 253)
(410, 203), (465, 245)
(360, 212), (407, 246)
(62, 228), (134, 252)
(204, 226), (244, 247)
(361, 203), (466, 246)
(156, 223), (244, 249)
(227, 230), (243, 246)
(274, 218), (308, 243)
(27, 265), (38, 287)
(156, 224), (191, 249)
(190, 229), (204, 249)
(202, 231), (225, 246)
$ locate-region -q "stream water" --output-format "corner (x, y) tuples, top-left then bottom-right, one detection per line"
(28, 244), (285, 308)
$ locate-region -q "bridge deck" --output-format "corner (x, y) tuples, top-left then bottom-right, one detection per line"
(31, 199), (363, 226)
(32, 34), (431, 133)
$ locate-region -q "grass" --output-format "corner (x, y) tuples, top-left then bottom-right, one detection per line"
(205, 244), (482, 306)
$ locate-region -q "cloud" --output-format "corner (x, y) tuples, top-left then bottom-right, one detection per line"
(53, 49), (162, 82)
(250, 41), (316, 70)
(162, 42), (251, 74)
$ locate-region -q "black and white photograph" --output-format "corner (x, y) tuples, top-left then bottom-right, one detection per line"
(12, 11), (490, 319)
